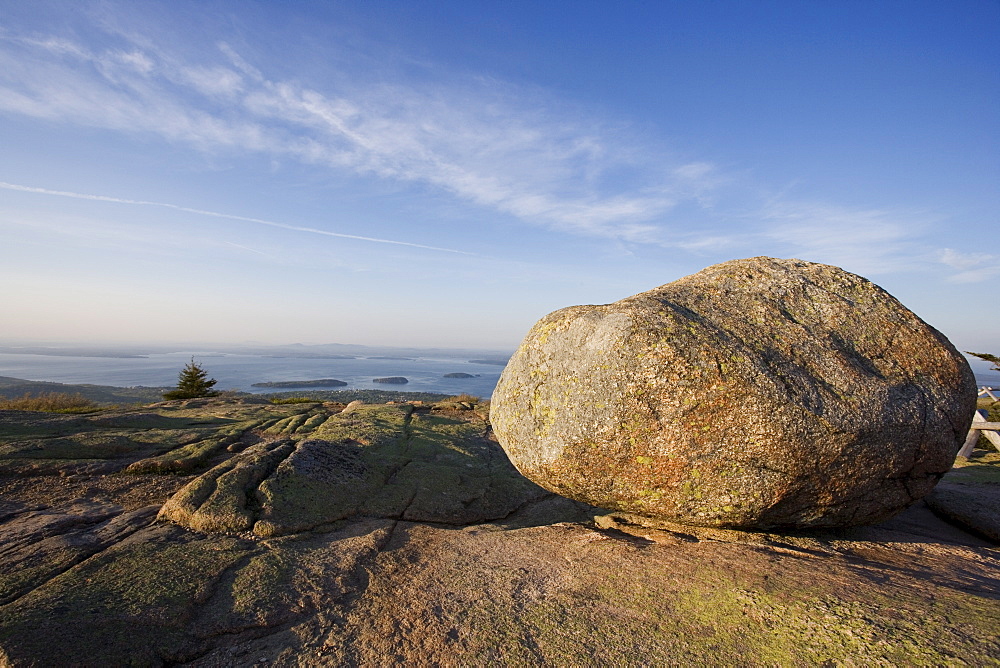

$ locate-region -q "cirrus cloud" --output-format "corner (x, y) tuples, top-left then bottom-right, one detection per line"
(0, 29), (701, 243)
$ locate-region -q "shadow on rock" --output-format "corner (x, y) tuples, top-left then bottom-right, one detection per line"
(159, 404), (600, 537)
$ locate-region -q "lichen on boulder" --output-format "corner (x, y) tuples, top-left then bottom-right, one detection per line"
(158, 404), (549, 536)
(491, 257), (977, 529)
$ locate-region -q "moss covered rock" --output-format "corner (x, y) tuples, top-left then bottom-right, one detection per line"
(159, 404), (548, 537)
(491, 257), (977, 529)
(1, 396), (998, 666)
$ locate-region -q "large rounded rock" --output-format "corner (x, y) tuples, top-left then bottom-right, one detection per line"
(491, 257), (977, 529)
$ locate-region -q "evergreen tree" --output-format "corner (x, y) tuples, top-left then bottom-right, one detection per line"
(965, 351), (1000, 372)
(163, 358), (219, 400)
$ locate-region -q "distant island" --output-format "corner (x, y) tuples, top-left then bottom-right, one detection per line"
(372, 376), (408, 384)
(251, 379), (348, 388)
(367, 356), (415, 361)
(468, 359), (509, 366)
(0, 375), (169, 403)
(0, 346), (148, 359)
(443, 372), (479, 378)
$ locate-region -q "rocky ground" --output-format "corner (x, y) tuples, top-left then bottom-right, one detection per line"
(0, 396), (998, 666)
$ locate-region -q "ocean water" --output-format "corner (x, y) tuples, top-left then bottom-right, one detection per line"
(1, 351), (996, 400)
(974, 371), (1000, 390)
(0, 351), (508, 398)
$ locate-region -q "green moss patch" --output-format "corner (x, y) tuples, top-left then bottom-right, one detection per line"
(158, 404), (548, 537)
(0, 527), (251, 665)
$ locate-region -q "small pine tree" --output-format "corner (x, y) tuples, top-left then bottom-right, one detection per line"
(163, 358), (219, 400)
(965, 351), (1000, 372)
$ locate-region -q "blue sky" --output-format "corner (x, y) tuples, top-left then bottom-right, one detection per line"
(0, 1), (997, 356)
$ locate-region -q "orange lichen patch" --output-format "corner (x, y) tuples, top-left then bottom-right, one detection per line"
(492, 257), (976, 529)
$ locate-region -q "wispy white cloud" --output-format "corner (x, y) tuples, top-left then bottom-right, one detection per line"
(760, 201), (927, 275)
(672, 162), (714, 181)
(179, 65), (244, 98)
(670, 233), (751, 253)
(0, 182), (474, 255)
(221, 240), (273, 258)
(0, 30), (697, 242)
(939, 248), (994, 270)
(937, 248), (1000, 283)
(1, 20), (987, 280)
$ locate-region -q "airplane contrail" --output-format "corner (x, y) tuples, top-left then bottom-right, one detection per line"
(0, 182), (475, 255)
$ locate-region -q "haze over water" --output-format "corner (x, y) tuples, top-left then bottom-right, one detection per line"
(0, 347), (512, 398)
(1, 347), (996, 400)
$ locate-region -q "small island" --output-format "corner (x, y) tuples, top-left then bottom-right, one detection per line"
(372, 376), (408, 384)
(251, 379), (348, 388)
(443, 372), (479, 378)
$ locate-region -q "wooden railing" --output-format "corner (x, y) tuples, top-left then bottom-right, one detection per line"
(956, 387), (1000, 458)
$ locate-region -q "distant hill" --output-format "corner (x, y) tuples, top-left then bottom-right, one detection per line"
(251, 379), (348, 388)
(0, 376), (454, 406)
(0, 346), (150, 358)
(0, 376), (169, 404)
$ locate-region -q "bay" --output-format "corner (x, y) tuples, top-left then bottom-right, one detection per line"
(1, 350), (996, 401)
(0, 350), (509, 398)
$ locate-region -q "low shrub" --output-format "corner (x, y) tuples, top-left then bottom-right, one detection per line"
(0, 392), (101, 413)
(446, 393), (481, 404)
(270, 397), (316, 405)
(263, 390), (450, 403)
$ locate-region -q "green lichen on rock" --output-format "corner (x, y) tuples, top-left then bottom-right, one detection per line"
(0, 395), (998, 666)
(492, 257), (977, 529)
(0, 526), (250, 664)
(159, 439), (297, 533)
(0, 399), (284, 477)
(157, 403), (549, 537)
(325, 519), (999, 667)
